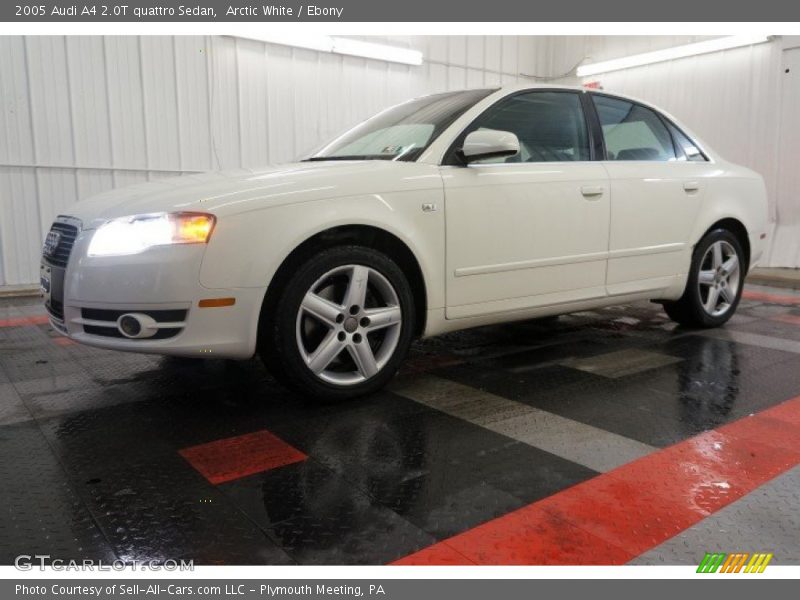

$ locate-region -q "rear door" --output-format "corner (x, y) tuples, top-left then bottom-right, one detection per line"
(591, 93), (710, 296)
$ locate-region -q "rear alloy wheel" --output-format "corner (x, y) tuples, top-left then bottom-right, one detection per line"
(263, 246), (415, 400)
(662, 229), (745, 328)
(696, 240), (741, 318)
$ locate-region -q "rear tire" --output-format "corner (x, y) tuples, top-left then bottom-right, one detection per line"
(260, 245), (415, 401)
(661, 228), (746, 328)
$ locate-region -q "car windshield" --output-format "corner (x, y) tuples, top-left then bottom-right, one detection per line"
(305, 89), (496, 162)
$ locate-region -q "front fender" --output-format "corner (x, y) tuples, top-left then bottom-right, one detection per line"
(198, 190), (446, 311)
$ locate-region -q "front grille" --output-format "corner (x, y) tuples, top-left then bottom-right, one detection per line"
(43, 221), (79, 268)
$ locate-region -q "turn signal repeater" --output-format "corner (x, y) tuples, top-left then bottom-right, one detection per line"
(198, 298), (236, 308)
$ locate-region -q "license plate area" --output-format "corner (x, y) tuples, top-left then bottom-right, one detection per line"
(40, 263), (52, 305)
(41, 261), (66, 321)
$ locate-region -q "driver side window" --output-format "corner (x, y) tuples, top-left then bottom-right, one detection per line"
(467, 91), (591, 164)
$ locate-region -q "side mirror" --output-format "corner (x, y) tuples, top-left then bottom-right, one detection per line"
(459, 129), (520, 163)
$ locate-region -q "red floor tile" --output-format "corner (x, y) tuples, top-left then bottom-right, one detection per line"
(718, 414), (800, 454)
(394, 504), (633, 566)
(0, 315), (50, 328)
(607, 431), (798, 515)
(393, 394), (800, 565)
(393, 543), (475, 565)
(759, 395), (800, 426)
(742, 290), (800, 305)
(771, 313), (800, 326)
(179, 429), (307, 484)
(535, 475), (705, 556)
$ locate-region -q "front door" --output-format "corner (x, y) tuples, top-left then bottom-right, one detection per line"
(443, 91), (610, 319)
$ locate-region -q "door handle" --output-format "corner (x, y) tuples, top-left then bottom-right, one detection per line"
(683, 181), (700, 192)
(581, 186), (605, 198)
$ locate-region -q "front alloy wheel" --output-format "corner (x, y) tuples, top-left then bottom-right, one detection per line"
(297, 264), (403, 385)
(262, 245), (415, 401)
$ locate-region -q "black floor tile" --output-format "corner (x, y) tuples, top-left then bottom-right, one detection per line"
(77, 454), (293, 565)
(0, 421), (116, 564)
(220, 460), (437, 564)
(729, 317), (800, 342)
(440, 329), (800, 448)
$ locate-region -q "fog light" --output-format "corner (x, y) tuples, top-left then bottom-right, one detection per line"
(116, 313), (159, 339)
(119, 315), (141, 337)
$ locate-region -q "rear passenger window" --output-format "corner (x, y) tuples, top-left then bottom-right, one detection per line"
(667, 122), (707, 162)
(593, 95), (676, 161)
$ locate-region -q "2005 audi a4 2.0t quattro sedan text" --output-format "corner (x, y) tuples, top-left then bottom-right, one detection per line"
(41, 85), (768, 400)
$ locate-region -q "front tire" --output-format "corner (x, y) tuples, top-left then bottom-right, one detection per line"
(662, 229), (746, 328)
(261, 245), (415, 401)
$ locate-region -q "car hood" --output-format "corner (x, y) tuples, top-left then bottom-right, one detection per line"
(66, 161), (443, 229)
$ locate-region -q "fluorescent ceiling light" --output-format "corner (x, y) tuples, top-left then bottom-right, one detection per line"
(238, 35), (423, 66)
(576, 35), (770, 77)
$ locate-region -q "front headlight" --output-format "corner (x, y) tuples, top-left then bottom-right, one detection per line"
(88, 212), (216, 257)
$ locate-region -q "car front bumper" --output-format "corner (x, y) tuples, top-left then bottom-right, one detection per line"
(46, 227), (265, 360)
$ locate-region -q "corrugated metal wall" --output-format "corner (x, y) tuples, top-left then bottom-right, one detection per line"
(0, 35), (544, 287)
(2, 35), (797, 287)
(547, 35), (800, 268)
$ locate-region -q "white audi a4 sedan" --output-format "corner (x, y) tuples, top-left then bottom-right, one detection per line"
(41, 85), (768, 400)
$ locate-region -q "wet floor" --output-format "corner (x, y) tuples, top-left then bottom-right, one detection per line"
(1, 284), (799, 565)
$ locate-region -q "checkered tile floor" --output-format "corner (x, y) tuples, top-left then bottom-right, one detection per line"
(1, 283), (799, 565)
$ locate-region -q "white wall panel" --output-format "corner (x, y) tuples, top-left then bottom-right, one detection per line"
(501, 37), (519, 75)
(466, 37), (484, 70)
(1, 34), (545, 286)
(141, 37), (182, 171)
(0, 37), (36, 165)
(294, 49), (325, 156)
(36, 168), (79, 232)
(65, 37), (112, 170)
(208, 36), (241, 170)
(0, 37), (36, 285)
(104, 37), (148, 172)
(548, 36), (796, 266)
(484, 37), (502, 74)
(26, 37), (75, 167)
(236, 37), (271, 169)
(3, 34), (797, 282)
(265, 43), (296, 164)
(75, 169), (114, 202)
(0, 168), (39, 285)
(174, 36), (213, 171)
(771, 47), (800, 267)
